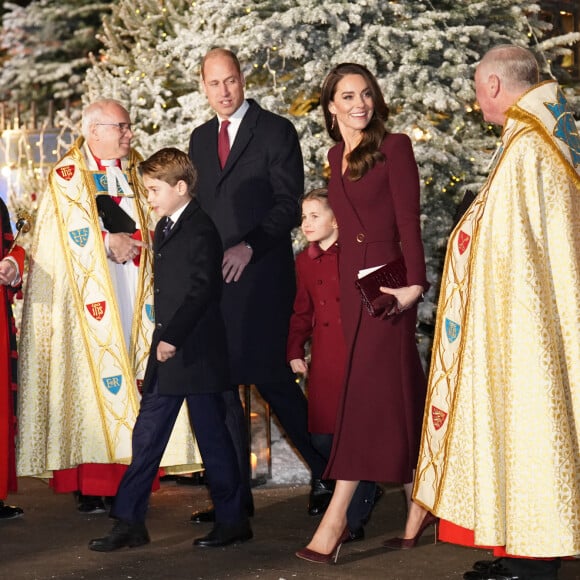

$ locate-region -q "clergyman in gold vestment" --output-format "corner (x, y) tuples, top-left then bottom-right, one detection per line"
(17, 100), (201, 513)
(412, 46), (580, 580)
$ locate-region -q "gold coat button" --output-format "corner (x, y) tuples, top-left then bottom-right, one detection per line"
(356, 233), (365, 243)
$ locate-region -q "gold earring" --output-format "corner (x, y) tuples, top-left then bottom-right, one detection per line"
(331, 114), (336, 130)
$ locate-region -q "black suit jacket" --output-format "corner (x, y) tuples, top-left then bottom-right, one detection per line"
(142, 200), (230, 395)
(188, 99), (304, 384)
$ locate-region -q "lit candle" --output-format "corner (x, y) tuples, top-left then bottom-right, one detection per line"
(250, 452), (258, 480)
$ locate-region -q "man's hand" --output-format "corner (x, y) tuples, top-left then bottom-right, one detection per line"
(157, 340), (176, 362)
(108, 232), (145, 264)
(0, 259), (16, 286)
(222, 242), (252, 283)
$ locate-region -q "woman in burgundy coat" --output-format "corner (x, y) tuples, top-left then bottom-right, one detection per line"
(296, 63), (432, 564)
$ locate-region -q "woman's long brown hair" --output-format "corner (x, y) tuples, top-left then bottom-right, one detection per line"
(320, 63), (389, 181)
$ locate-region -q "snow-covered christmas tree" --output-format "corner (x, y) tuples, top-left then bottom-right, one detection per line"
(84, 0), (579, 336)
(0, 0), (114, 117)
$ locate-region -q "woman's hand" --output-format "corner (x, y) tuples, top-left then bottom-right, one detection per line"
(378, 284), (424, 316)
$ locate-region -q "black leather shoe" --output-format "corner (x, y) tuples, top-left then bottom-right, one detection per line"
(468, 557), (560, 580)
(308, 479), (334, 516)
(193, 522), (253, 547)
(191, 507), (216, 523)
(191, 501), (254, 524)
(89, 520), (150, 552)
(77, 494), (107, 514)
(0, 501), (23, 519)
(463, 571), (521, 580)
(472, 559), (513, 574)
(343, 526), (365, 543)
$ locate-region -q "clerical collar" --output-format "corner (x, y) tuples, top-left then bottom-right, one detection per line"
(93, 155), (121, 171)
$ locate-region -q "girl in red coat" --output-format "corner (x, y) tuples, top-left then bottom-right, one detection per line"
(287, 188), (379, 541)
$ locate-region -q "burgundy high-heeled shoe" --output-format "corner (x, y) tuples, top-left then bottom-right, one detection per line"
(382, 512), (438, 550)
(295, 526), (350, 564)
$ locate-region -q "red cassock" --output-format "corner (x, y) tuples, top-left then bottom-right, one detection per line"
(287, 242), (346, 434)
(325, 134), (429, 484)
(0, 200), (25, 500)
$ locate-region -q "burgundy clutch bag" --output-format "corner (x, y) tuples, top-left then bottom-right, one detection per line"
(355, 257), (407, 318)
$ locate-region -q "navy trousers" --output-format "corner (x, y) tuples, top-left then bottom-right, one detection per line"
(112, 388), (244, 526)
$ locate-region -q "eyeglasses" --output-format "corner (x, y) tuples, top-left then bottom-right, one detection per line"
(96, 122), (132, 133)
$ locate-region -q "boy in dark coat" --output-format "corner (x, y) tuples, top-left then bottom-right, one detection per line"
(89, 148), (251, 551)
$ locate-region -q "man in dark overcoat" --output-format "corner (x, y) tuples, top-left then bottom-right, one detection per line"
(188, 48), (329, 521)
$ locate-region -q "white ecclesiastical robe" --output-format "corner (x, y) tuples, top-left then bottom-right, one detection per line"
(17, 137), (202, 481)
(414, 80), (580, 557)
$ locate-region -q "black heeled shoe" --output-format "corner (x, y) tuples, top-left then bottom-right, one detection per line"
(295, 526), (350, 564)
(382, 512), (438, 550)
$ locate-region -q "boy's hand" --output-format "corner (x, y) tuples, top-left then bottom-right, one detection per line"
(290, 358), (308, 378)
(157, 340), (176, 362)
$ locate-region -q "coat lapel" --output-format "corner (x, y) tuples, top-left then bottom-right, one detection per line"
(205, 117), (221, 175)
(154, 202), (197, 249)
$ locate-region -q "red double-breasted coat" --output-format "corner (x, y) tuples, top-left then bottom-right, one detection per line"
(287, 242), (346, 434)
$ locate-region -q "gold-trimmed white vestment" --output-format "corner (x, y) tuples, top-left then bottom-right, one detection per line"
(414, 81), (580, 557)
(17, 138), (202, 480)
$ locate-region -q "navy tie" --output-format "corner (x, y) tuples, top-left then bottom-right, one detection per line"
(162, 217), (173, 239)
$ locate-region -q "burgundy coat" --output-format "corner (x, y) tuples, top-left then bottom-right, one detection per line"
(325, 133), (428, 484)
(287, 242), (346, 434)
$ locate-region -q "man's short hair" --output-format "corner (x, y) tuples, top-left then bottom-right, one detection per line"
(81, 99), (127, 138)
(200, 47), (242, 80)
(480, 44), (539, 90)
(139, 148), (197, 198)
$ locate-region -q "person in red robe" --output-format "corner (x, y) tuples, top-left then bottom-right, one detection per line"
(0, 197), (25, 519)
